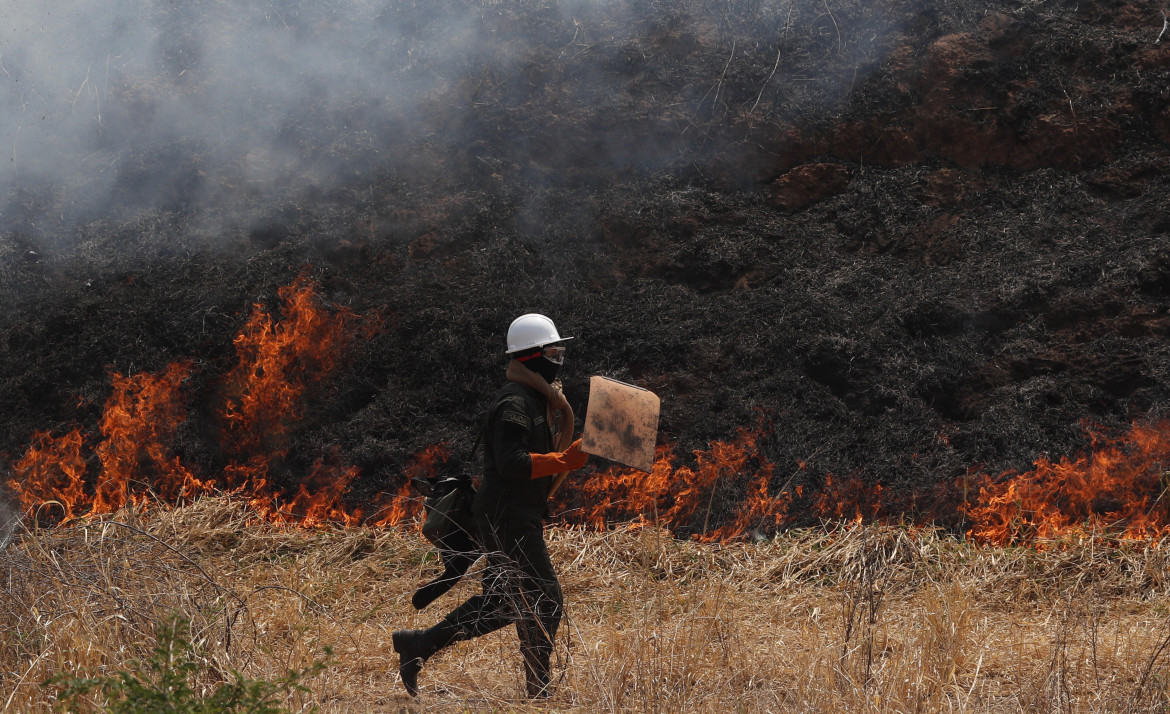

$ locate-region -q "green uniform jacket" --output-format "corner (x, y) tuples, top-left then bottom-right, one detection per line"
(472, 381), (555, 530)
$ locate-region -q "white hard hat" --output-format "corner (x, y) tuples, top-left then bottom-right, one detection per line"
(506, 313), (573, 354)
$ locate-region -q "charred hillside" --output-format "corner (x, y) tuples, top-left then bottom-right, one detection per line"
(1, 0), (1169, 533)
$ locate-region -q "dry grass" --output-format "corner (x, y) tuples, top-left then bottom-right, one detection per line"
(3, 498), (1170, 712)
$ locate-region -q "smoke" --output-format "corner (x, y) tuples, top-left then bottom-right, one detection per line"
(2, 1), (456, 236)
(0, 0), (899, 246)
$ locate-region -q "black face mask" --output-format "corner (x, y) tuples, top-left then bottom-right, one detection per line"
(528, 356), (561, 384)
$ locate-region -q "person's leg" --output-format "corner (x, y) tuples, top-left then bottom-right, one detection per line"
(506, 529), (563, 698)
(393, 517), (516, 696)
(411, 527), (480, 610)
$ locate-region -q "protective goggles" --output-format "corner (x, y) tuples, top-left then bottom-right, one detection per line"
(517, 344), (567, 365)
(540, 345), (566, 364)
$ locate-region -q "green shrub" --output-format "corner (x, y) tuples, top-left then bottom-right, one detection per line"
(45, 614), (330, 714)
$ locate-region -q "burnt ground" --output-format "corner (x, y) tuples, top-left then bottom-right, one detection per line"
(1, 0), (1169, 533)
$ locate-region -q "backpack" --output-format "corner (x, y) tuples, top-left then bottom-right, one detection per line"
(411, 429), (480, 547)
(409, 431), (482, 610)
(417, 476), (475, 546)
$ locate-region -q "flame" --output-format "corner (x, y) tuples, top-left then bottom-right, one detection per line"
(560, 420), (1170, 547)
(557, 426), (894, 541)
(6, 429), (87, 523)
(7, 276), (1170, 549)
(218, 274), (359, 463)
(369, 443), (451, 528)
(809, 475), (885, 525)
(561, 425), (794, 541)
(91, 362), (208, 514)
(208, 275), (375, 526)
(962, 421), (1170, 546)
(6, 362), (206, 522)
(232, 458), (362, 529)
(3, 276), (388, 529)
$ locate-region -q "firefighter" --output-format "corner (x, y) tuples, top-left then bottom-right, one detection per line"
(392, 313), (589, 698)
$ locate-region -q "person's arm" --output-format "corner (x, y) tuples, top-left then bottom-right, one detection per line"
(530, 439), (587, 478)
(492, 402), (538, 480)
(492, 400), (587, 480)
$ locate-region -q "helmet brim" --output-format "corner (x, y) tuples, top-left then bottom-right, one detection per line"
(505, 335), (573, 355)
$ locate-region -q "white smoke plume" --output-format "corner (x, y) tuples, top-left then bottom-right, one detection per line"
(0, 0), (892, 244)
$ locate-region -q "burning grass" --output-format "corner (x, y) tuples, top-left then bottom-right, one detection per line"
(3, 498), (1170, 712)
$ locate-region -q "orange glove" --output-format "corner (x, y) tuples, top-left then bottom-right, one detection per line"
(529, 438), (588, 479)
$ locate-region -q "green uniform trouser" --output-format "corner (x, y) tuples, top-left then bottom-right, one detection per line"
(439, 511), (562, 681)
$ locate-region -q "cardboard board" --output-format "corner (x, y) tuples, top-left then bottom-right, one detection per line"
(581, 376), (660, 472)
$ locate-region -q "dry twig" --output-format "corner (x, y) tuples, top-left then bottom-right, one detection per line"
(750, 4), (795, 113)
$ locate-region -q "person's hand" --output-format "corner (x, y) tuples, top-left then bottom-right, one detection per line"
(562, 438), (588, 470)
(530, 439), (589, 478)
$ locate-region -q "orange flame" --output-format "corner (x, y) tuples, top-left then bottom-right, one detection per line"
(560, 420), (1170, 547)
(8, 277), (1170, 549)
(91, 361), (208, 514)
(560, 425), (795, 541)
(6, 361), (207, 522)
(369, 444), (451, 528)
(218, 275), (359, 464)
(6, 429), (87, 523)
(209, 275), (373, 526)
(227, 458), (363, 529)
(809, 475), (885, 525)
(4, 277), (387, 530)
(963, 421), (1170, 546)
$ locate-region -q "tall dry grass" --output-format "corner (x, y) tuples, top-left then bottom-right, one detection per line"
(2, 497), (1170, 712)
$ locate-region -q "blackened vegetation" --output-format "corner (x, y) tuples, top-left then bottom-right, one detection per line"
(1, 0), (1169, 534)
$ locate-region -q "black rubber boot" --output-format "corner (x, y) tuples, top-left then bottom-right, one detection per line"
(410, 556), (471, 610)
(391, 629), (429, 697)
(392, 619), (461, 696)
